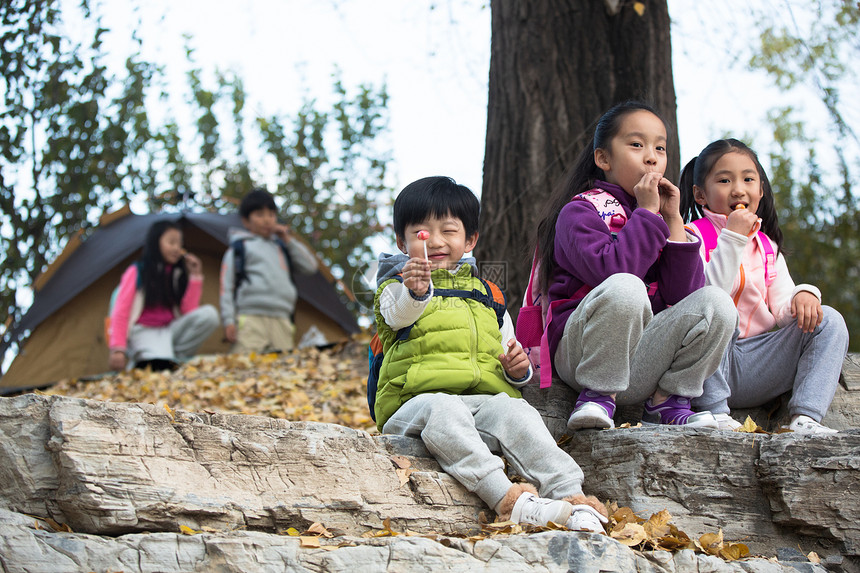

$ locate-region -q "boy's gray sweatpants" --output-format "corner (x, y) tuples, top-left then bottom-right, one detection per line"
(382, 392), (585, 511)
(693, 306), (849, 422)
(555, 273), (737, 405)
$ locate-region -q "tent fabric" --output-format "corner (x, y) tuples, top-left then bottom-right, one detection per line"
(1, 210), (359, 392)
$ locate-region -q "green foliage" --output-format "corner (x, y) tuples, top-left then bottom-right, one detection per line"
(1, 0), (144, 336)
(0, 1), (392, 366)
(748, 1), (860, 350)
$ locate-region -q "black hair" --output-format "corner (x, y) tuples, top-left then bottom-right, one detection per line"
(239, 187), (277, 219)
(534, 101), (668, 291)
(139, 220), (189, 308)
(392, 176), (480, 240)
(679, 138), (783, 253)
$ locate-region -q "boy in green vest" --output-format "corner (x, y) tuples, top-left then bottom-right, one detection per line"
(373, 176), (607, 531)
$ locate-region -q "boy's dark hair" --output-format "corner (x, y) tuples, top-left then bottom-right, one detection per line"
(393, 176), (480, 240)
(239, 188), (277, 219)
(679, 138), (783, 254)
(140, 220), (188, 308)
(535, 101), (668, 290)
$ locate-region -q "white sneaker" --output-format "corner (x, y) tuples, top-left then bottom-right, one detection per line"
(566, 504), (608, 532)
(783, 415), (838, 435)
(567, 402), (615, 430)
(510, 493), (573, 527)
(713, 413), (742, 431)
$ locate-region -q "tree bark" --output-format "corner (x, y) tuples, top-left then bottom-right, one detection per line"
(479, 0), (678, 313)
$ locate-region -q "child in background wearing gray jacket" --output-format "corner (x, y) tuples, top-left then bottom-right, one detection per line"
(220, 188), (318, 353)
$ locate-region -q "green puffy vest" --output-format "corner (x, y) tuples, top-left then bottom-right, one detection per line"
(373, 264), (521, 430)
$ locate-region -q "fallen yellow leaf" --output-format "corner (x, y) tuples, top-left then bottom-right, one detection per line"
(396, 467), (415, 487)
(306, 522), (333, 538)
(611, 523), (648, 546)
(179, 525), (199, 535)
(698, 530), (724, 555)
(719, 543), (750, 561)
(633, 2), (646, 16)
(300, 536), (321, 548)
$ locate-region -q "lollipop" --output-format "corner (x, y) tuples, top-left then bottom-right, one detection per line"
(417, 230), (429, 260)
(734, 204), (746, 210)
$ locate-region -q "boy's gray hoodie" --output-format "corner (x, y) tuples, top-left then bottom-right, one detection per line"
(220, 227), (319, 326)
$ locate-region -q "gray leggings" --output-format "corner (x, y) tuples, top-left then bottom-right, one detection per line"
(554, 274), (737, 405)
(382, 393), (585, 510)
(693, 306), (849, 422)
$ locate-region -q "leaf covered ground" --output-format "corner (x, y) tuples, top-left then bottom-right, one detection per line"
(40, 332), (782, 560)
(43, 332), (378, 433)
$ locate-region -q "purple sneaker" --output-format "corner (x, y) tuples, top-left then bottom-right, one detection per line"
(567, 390), (616, 430)
(643, 395), (717, 428)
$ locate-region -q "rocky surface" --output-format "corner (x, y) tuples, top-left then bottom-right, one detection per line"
(1, 354), (858, 572)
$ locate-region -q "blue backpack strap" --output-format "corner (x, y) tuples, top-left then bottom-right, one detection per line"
(367, 274), (413, 421)
(433, 278), (507, 328)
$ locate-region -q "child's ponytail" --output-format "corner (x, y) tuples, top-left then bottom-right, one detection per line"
(679, 156), (702, 223)
(534, 100), (667, 292)
(680, 138), (784, 254)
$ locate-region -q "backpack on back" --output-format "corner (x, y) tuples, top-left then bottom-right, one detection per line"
(231, 237), (294, 300)
(687, 218), (776, 286)
(366, 274), (507, 421)
(516, 188), (652, 389)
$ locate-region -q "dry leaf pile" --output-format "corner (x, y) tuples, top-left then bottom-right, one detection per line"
(605, 503), (750, 560)
(43, 333), (377, 432)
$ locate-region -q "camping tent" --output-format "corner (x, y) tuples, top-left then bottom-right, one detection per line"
(0, 207), (360, 393)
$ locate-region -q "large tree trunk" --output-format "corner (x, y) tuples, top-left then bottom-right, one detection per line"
(478, 0), (678, 314)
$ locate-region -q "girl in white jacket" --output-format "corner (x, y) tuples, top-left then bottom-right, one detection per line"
(679, 138), (849, 434)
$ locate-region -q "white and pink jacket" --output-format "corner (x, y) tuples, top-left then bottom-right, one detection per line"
(686, 209), (820, 339)
(109, 264), (204, 352)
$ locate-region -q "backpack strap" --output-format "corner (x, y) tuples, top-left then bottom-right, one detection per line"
(756, 231), (777, 286)
(689, 218), (719, 262)
(573, 189), (628, 234)
(434, 278), (507, 329)
(690, 217), (777, 285)
(231, 236), (295, 300)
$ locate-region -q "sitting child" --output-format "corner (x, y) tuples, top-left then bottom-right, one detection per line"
(373, 176), (608, 531)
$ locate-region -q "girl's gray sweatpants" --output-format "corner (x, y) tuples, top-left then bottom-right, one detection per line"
(555, 273), (737, 405)
(382, 392), (585, 511)
(128, 305), (219, 364)
(693, 305), (849, 422)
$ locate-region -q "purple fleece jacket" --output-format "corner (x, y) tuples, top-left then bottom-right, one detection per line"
(546, 180), (705, 367)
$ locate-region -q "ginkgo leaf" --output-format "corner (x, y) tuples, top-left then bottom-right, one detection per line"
(396, 467), (415, 487)
(300, 536), (321, 548)
(610, 522), (647, 546)
(179, 525), (200, 535)
(697, 530), (724, 555)
(719, 543), (750, 561)
(306, 522), (334, 538)
(736, 416), (768, 433)
(633, 2), (646, 16)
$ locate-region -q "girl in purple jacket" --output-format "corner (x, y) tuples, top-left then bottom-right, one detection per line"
(532, 101), (737, 430)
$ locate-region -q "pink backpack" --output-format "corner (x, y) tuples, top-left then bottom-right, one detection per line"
(687, 218), (776, 286)
(516, 189), (648, 388)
